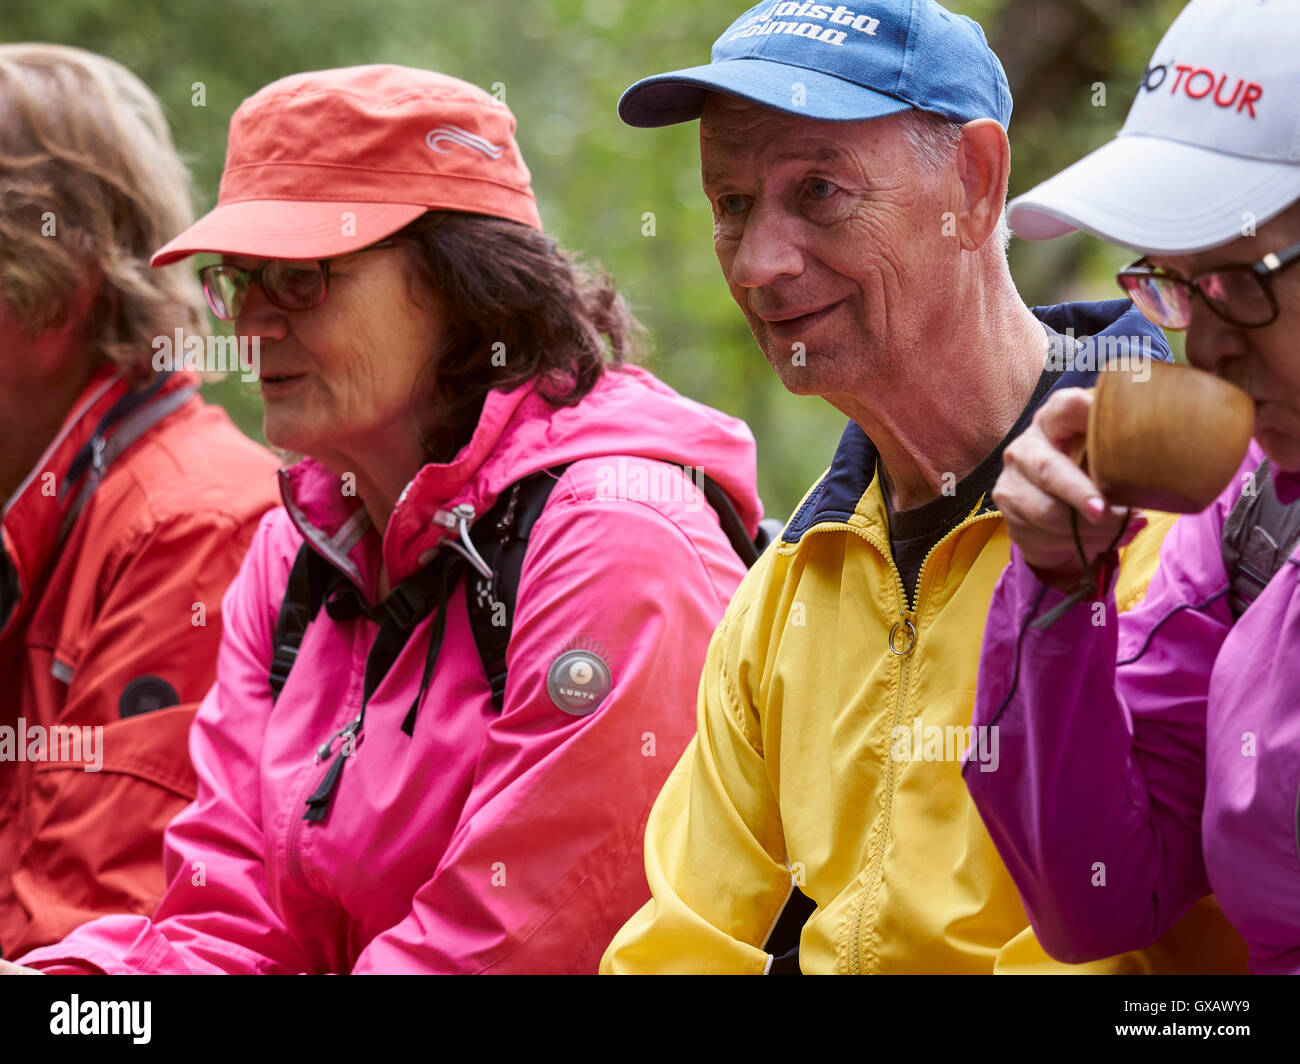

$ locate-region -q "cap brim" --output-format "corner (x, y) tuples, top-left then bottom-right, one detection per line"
(150, 200), (429, 266)
(618, 57), (912, 128)
(1008, 134), (1300, 255)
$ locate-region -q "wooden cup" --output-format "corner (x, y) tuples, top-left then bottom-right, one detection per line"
(1078, 361), (1256, 513)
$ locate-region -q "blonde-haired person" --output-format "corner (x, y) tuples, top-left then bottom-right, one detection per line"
(0, 44), (278, 959)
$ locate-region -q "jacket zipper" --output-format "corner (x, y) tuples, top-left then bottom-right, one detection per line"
(281, 500), (479, 890)
(846, 521), (913, 976)
(287, 657), (369, 892)
(286, 766), (324, 894)
(298, 504), (477, 827)
(798, 508), (1001, 973)
(288, 716), (366, 891)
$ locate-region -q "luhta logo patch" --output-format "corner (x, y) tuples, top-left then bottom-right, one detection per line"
(546, 637), (612, 716)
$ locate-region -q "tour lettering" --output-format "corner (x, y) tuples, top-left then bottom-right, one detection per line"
(1141, 60), (1262, 118)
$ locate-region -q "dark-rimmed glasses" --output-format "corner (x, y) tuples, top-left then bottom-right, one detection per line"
(199, 239), (396, 321)
(1117, 238), (1300, 330)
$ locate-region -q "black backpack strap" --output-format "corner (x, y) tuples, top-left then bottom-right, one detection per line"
(0, 539), (19, 636)
(266, 462), (781, 718)
(466, 464), (574, 713)
(56, 373), (197, 552)
(465, 461), (779, 714)
(267, 461), (562, 720)
(698, 472), (783, 567)
(1221, 458), (1300, 620)
(268, 462), (784, 719)
(268, 543), (340, 702)
(302, 550), (464, 821)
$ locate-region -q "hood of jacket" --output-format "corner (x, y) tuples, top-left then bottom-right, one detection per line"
(279, 363), (763, 593)
(782, 298), (1174, 541)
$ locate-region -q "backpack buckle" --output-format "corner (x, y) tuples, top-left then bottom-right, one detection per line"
(383, 583), (422, 629)
(268, 643), (299, 696)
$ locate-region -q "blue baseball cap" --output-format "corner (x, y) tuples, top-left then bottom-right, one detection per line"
(619, 0), (1011, 129)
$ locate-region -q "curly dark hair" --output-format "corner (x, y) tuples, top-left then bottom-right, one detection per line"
(391, 211), (647, 463)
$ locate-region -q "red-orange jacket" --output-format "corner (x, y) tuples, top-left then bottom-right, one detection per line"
(0, 366), (278, 958)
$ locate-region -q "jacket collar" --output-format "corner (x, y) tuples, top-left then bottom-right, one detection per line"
(0, 367), (200, 639)
(783, 299), (1172, 543)
(279, 377), (539, 598)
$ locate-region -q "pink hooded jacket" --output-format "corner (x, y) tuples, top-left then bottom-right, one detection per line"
(965, 442), (1300, 974)
(20, 364), (761, 974)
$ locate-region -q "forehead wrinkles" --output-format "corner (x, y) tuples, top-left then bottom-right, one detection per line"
(702, 136), (848, 185)
(701, 105), (904, 187)
(701, 115), (785, 184)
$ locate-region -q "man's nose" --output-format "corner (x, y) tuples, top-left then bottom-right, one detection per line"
(726, 203), (804, 289)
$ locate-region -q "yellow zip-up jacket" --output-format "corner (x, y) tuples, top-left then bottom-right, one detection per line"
(603, 302), (1249, 974)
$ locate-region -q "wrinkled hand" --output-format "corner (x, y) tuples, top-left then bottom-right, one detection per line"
(993, 388), (1147, 591)
(0, 959), (42, 974)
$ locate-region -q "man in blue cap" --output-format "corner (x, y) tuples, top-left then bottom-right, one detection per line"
(601, 0), (1248, 973)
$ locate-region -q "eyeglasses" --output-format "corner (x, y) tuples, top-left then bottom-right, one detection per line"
(198, 239), (396, 321)
(1117, 238), (1300, 330)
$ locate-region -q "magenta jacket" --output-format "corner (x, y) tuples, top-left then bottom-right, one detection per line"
(20, 364), (760, 974)
(965, 441), (1300, 975)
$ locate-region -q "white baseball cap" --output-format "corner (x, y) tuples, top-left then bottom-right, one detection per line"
(1008, 0), (1300, 255)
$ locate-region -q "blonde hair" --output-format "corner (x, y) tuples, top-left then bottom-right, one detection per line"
(0, 44), (203, 379)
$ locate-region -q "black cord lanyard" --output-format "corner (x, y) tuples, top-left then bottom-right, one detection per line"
(1030, 507), (1134, 630)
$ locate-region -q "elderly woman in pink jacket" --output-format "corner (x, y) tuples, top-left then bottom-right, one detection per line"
(963, 0), (1300, 974)
(5, 65), (765, 974)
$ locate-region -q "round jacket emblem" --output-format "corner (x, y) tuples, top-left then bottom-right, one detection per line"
(546, 649), (612, 716)
(119, 675), (180, 719)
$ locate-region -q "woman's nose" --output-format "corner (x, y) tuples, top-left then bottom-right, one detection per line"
(1184, 299), (1240, 375)
(234, 282), (288, 342)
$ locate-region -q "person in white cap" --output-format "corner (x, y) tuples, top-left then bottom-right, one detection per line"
(965, 0), (1300, 973)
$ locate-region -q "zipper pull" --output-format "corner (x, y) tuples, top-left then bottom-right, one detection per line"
(305, 716), (362, 821)
(888, 609), (917, 656)
(302, 749), (348, 823)
(315, 715), (361, 762)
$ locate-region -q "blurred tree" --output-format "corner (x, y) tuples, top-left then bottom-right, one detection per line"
(1, 0), (1185, 518)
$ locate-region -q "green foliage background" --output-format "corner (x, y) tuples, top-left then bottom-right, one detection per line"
(2, 0), (1188, 519)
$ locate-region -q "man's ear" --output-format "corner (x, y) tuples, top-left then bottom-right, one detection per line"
(953, 119), (1010, 252)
